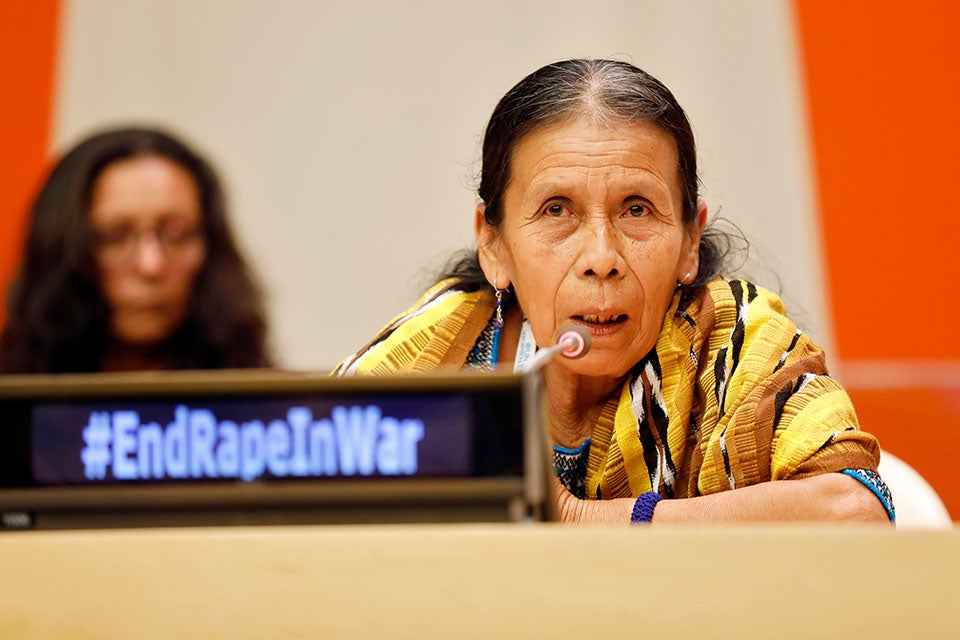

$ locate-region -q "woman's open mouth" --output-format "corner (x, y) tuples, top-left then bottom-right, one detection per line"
(572, 313), (628, 334)
(578, 313), (625, 324)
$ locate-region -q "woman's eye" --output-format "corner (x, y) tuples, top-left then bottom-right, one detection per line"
(626, 203), (648, 217)
(544, 203), (565, 217)
(158, 218), (198, 244)
(94, 226), (133, 247)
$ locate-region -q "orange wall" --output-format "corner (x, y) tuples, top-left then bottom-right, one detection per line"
(795, 1), (960, 517)
(796, 1), (960, 360)
(0, 1), (60, 326)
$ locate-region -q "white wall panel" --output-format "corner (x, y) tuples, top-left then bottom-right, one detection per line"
(55, 0), (830, 369)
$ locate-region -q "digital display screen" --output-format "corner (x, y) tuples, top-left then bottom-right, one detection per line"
(31, 395), (473, 485)
(0, 372), (537, 528)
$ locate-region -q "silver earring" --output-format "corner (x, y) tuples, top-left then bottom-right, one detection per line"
(678, 271), (691, 287)
(493, 280), (504, 327)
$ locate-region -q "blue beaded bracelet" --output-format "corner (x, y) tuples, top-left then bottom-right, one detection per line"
(631, 492), (663, 524)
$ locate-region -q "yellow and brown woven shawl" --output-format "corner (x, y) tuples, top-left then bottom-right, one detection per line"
(334, 277), (879, 500)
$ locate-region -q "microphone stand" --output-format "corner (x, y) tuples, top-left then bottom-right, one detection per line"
(518, 327), (590, 522)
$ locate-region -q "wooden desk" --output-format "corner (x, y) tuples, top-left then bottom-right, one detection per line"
(1, 524), (957, 638)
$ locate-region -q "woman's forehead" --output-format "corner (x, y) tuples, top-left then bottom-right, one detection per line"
(90, 155), (201, 224)
(508, 117), (681, 197)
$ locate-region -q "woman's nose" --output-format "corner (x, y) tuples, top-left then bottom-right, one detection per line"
(575, 219), (626, 280)
(131, 233), (169, 275)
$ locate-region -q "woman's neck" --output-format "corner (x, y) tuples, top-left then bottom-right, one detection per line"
(542, 364), (624, 449)
(100, 342), (172, 372)
(497, 305), (624, 447)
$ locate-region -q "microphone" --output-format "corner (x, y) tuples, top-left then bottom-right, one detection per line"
(518, 325), (591, 373)
(556, 326), (590, 360)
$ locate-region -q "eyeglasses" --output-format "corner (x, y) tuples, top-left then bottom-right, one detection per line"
(93, 220), (204, 267)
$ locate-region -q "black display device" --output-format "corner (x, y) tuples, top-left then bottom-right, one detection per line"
(0, 370), (553, 529)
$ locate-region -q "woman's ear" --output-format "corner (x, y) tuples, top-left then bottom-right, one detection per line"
(475, 204), (509, 288)
(677, 200), (707, 284)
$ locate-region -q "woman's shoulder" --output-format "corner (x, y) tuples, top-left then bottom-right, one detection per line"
(670, 276), (809, 367)
(684, 276), (792, 336)
(333, 278), (484, 376)
(702, 276), (787, 317)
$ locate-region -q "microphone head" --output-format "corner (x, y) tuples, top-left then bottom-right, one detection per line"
(556, 326), (591, 359)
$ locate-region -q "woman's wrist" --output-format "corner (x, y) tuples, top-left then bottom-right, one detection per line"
(630, 492), (663, 525)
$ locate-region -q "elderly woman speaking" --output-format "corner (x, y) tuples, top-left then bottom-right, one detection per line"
(336, 59), (894, 525)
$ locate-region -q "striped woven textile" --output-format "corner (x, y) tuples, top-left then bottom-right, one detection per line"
(334, 277), (879, 500)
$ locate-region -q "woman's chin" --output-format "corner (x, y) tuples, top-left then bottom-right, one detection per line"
(555, 353), (636, 380)
(111, 325), (173, 349)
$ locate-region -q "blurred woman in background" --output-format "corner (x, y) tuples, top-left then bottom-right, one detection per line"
(0, 127), (271, 373)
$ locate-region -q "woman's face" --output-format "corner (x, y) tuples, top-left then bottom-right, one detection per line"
(90, 155), (207, 347)
(477, 116), (704, 378)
